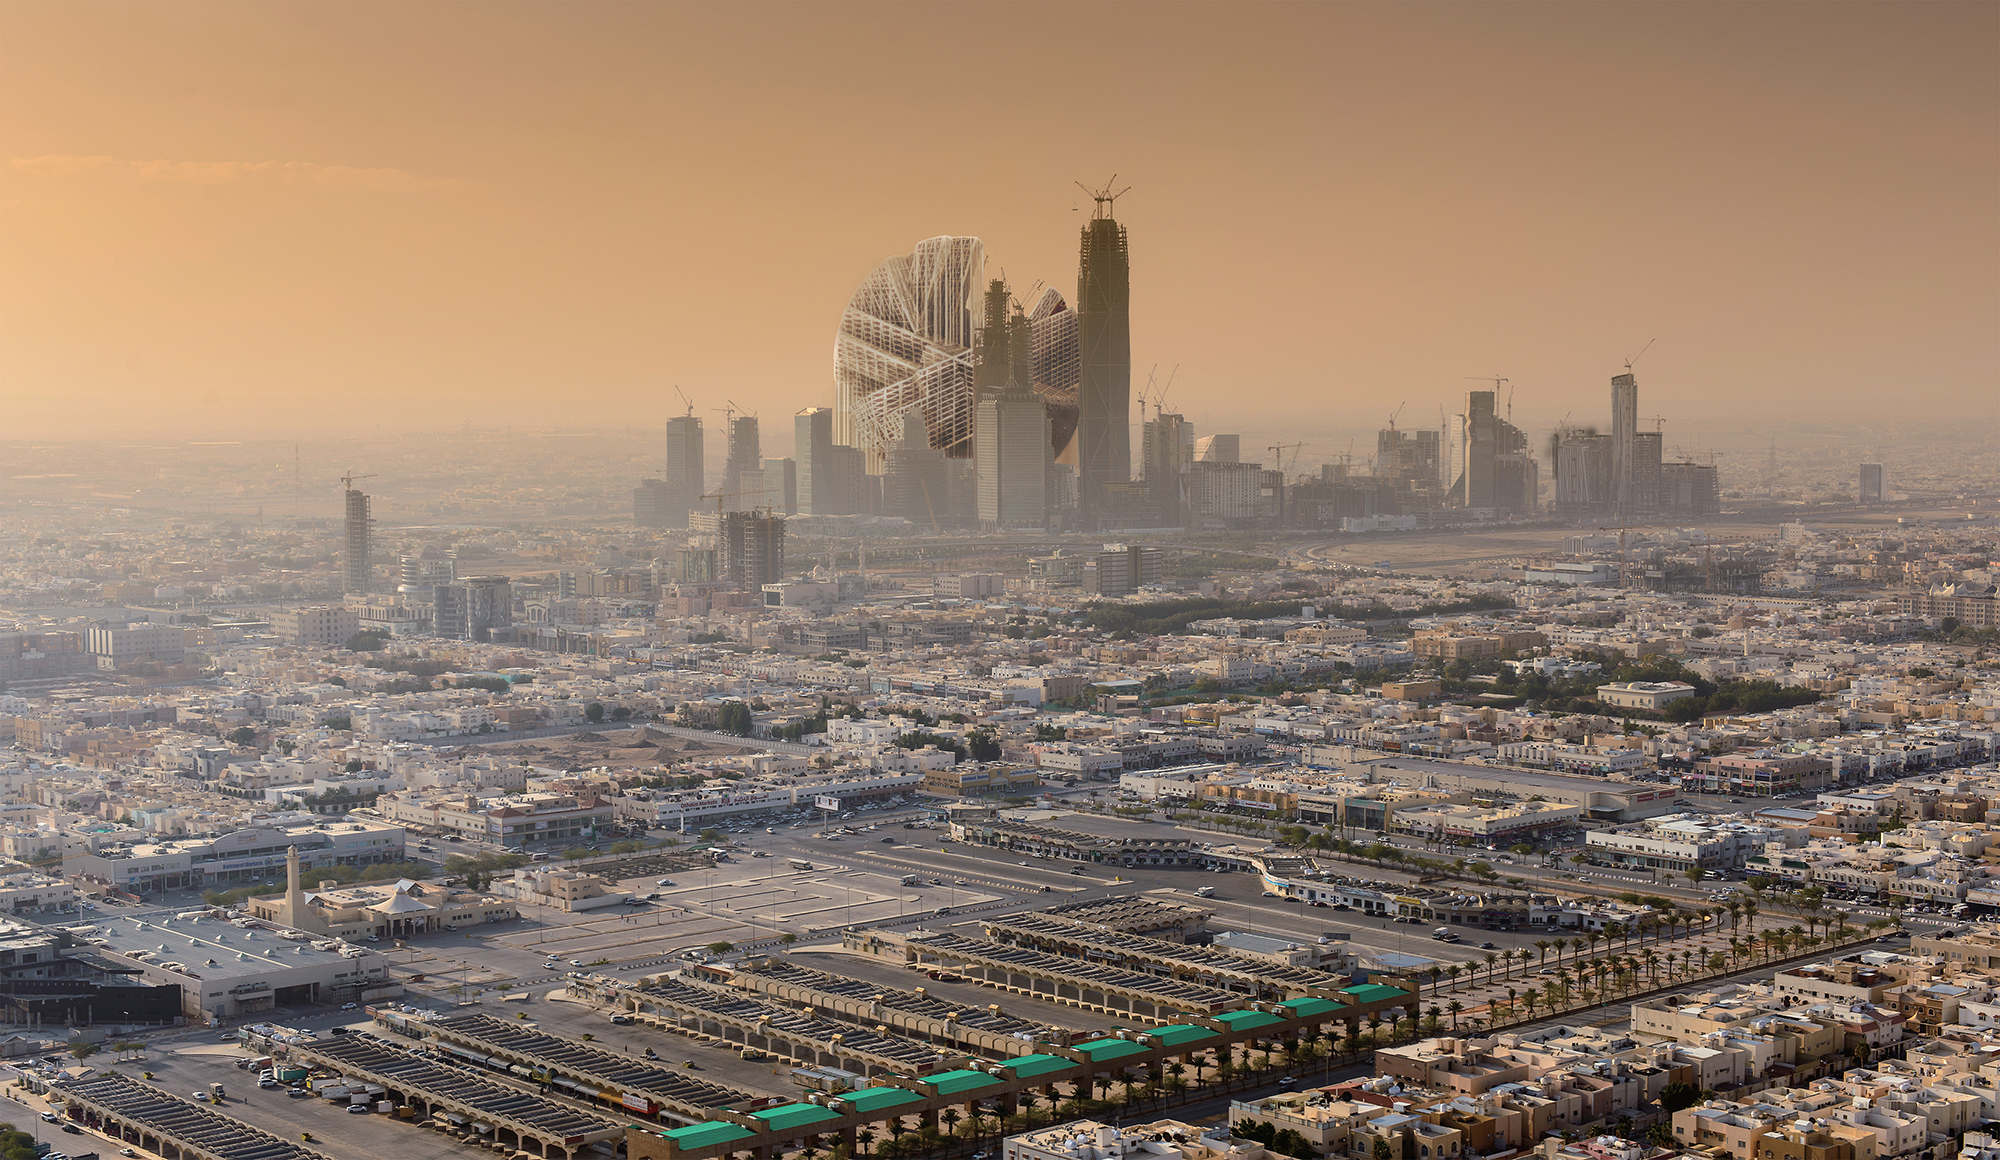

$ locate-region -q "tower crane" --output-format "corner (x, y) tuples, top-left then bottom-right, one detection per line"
(1465, 376), (1512, 423)
(712, 403), (738, 425)
(1387, 402), (1405, 433)
(339, 471), (375, 491)
(1155, 364), (1180, 414)
(726, 399), (757, 420)
(674, 386), (696, 418)
(1136, 365), (1159, 426)
(1624, 338), (1655, 373)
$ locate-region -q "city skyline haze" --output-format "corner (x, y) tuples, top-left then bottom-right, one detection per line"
(2, 1), (1994, 449)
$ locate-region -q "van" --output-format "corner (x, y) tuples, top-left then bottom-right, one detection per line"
(529, 853), (550, 862)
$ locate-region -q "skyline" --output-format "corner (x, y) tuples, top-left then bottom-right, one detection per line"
(2, 2), (1995, 449)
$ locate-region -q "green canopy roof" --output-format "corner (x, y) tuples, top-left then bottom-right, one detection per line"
(839, 1086), (924, 1113)
(927, 1068), (1004, 1095)
(999, 1053), (1075, 1079)
(1072, 1037), (1148, 1061)
(1213, 1009), (1283, 1031)
(752, 1103), (843, 1131)
(1149, 1024), (1218, 1047)
(1279, 996), (1346, 1019)
(664, 1122), (757, 1150)
(1343, 984), (1410, 1005)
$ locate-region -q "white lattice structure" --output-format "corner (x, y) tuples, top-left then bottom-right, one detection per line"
(1028, 286), (1082, 461)
(834, 236), (984, 472)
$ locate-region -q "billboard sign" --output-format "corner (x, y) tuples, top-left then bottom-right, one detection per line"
(814, 795), (843, 811)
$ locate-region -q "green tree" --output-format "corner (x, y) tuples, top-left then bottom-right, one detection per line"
(1659, 1080), (1702, 1114)
(706, 941), (734, 954)
(226, 726), (257, 746)
(584, 702), (605, 724)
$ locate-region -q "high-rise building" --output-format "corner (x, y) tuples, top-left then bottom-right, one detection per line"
(1610, 372), (1639, 520)
(761, 457), (798, 515)
(633, 478), (672, 527)
(663, 415), (704, 527)
(1028, 287), (1082, 461)
(826, 445), (865, 515)
(1659, 462), (1720, 517)
(397, 545), (455, 600)
(1554, 432), (1611, 518)
(883, 410), (947, 528)
(1076, 193), (1132, 524)
(795, 407), (833, 514)
(724, 416), (761, 498)
(976, 378), (1051, 529)
(1860, 463), (1885, 504)
(834, 235), (983, 471)
(342, 485), (372, 595)
(1141, 412), (1192, 526)
(1195, 434), (1239, 463)
(435, 577), (512, 642)
(1448, 391), (1535, 515)
(720, 511), (786, 588)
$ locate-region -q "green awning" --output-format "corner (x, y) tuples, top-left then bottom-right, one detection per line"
(664, 1122), (757, 1149)
(927, 1068), (1003, 1095)
(752, 1104), (843, 1131)
(1343, 984), (1410, 1005)
(1149, 1024), (1218, 1046)
(1279, 997), (1346, 1019)
(999, 1053), (1075, 1079)
(839, 1086), (924, 1113)
(1071, 1037), (1148, 1061)
(1213, 1010), (1283, 1031)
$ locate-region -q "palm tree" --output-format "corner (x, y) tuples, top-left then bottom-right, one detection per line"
(1724, 900), (1742, 930)
(1534, 939), (1553, 972)
(1522, 990), (1540, 1019)
(1483, 952), (1500, 985)
(1584, 929), (1603, 961)
(1446, 964), (1462, 991)
(1425, 965), (1444, 996)
(1447, 1000), (1464, 1029)
(1641, 949), (1660, 986)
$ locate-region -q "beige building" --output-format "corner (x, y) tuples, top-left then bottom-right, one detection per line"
(270, 605), (360, 648)
(494, 866), (629, 912)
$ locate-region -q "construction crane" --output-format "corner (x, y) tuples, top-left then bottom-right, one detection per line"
(1387, 402), (1405, 432)
(1624, 338), (1656, 373)
(1465, 376), (1512, 423)
(727, 399), (757, 420)
(1136, 364), (1159, 426)
(339, 471), (375, 491)
(1075, 175), (1132, 218)
(1268, 441), (1304, 477)
(712, 403), (738, 425)
(674, 386), (696, 418)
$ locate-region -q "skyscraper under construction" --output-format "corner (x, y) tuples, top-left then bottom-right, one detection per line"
(1076, 182), (1132, 525)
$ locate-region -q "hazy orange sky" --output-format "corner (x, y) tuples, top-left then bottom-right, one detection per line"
(2, 2), (1994, 454)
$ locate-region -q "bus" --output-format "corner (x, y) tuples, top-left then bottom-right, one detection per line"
(789, 858), (814, 872)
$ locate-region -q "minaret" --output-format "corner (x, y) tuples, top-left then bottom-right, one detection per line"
(283, 845), (305, 926)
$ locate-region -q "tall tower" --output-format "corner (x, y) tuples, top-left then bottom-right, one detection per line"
(1611, 372), (1638, 521)
(795, 407), (834, 514)
(976, 376), (1052, 529)
(664, 415), (704, 527)
(724, 415), (761, 498)
(341, 483), (372, 595)
(1076, 181), (1132, 525)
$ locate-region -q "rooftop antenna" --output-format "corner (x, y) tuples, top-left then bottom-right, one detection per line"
(1075, 176), (1132, 220)
(1624, 338), (1656, 373)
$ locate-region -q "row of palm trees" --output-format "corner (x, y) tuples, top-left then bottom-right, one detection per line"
(1408, 892), (1869, 1003)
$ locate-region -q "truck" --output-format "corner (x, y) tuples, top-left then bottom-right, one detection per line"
(1194, 886), (1217, 898)
(317, 1084), (357, 1101)
(276, 1066), (308, 1083)
(788, 858), (814, 872)
(208, 1082), (226, 1100)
